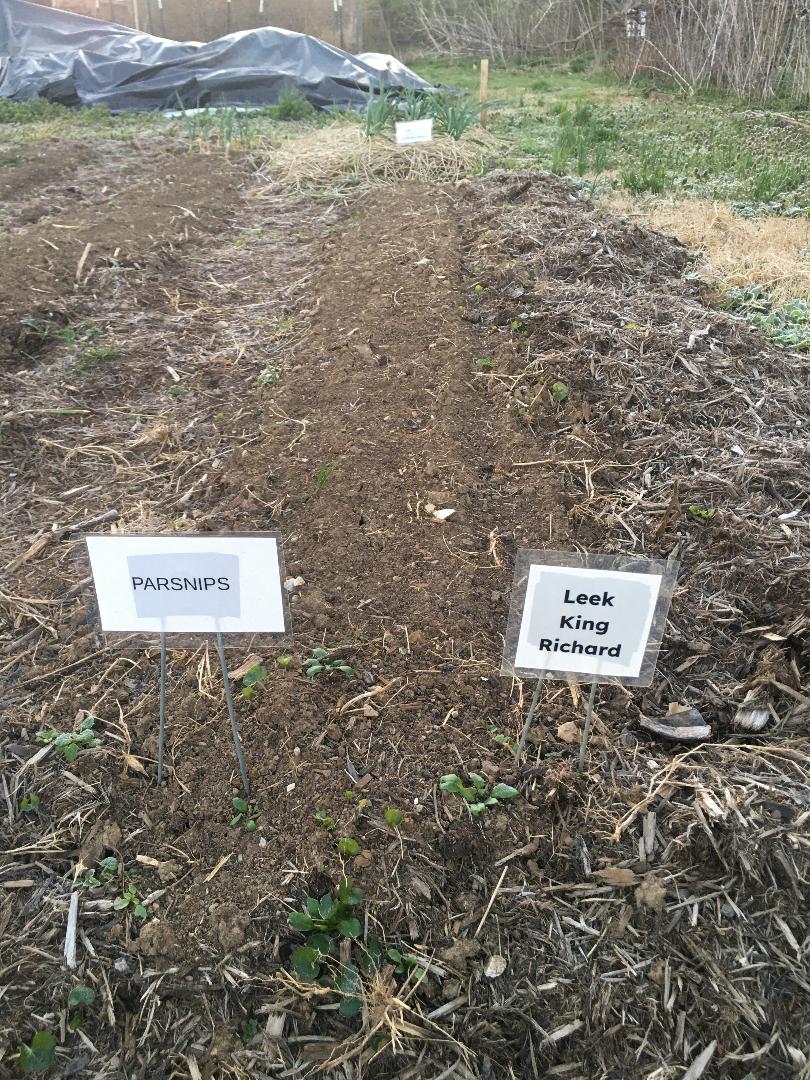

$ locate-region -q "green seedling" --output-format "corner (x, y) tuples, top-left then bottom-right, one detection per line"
(240, 664), (268, 699)
(67, 985), (95, 1031)
(20, 793), (41, 813)
(113, 885), (148, 919)
(229, 797), (259, 831)
(79, 856), (118, 889)
(169, 384), (188, 398)
(36, 715), (100, 763)
(276, 655), (292, 667)
(439, 772), (519, 816)
(550, 381), (570, 402)
(431, 95), (483, 139)
(688, 505), (717, 519)
(315, 810), (336, 831)
(288, 879), (364, 980)
(313, 463), (332, 494)
(384, 808), (404, 828)
(304, 648), (354, 678)
(257, 368), (279, 386)
(18, 1031), (56, 1074)
(365, 82), (397, 136)
(488, 725), (518, 753)
(337, 837), (361, 856)
(240, 1017), (259, 1045)
(387, 947), (428, 982)
(475, 358), (493, 371)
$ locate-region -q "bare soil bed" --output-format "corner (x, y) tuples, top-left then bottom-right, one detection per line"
(1, 141), (809, 1080)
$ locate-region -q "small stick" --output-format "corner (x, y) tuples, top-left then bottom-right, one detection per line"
(479, 58), (489, 129)
(157, 631), (167, 785)
(514, 676), (544, 761)
(578, 679), (599, 774)
(474, 865), (507, 937)
(216, 630), (251, 795)
(64, 891), (79, 969)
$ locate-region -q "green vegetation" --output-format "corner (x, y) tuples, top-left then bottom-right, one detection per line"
(304, 647), (354, 678)
(229, 797), (260, 831)
(240, 664), (268, 699)
(384, 807), (404, 828)
(19, 1031), (56, 1074)
(271, 89), (316, 122)
(550, 381), (569, 403)
(76, 344), (120, 373)
(67, 986), (95, 1031)
(315, 809), (336, 831)
(79, 856), (118, 889)
(440, 772), (519, 815)
(19, 793), (41, 813)
(288, 879), (363, 975)
(113, 884), (148, 919)
(36, 715), (100, 763)
(723, 287), (810, 350)
(336, 836), (361, 856)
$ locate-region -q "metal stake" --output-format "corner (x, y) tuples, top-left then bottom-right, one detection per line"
(514, 675), (545, 761)
(578, 679), (599, 774)
(157, 631), (167, 785)
(215, 630), (251, 795)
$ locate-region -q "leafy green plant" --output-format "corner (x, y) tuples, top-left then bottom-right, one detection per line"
(273, 89), (316, 121)
(398, 87), (433, 120)
(387, 947), (427, 982)
(20, 793), (41, 813)
(240, 664), (268, 699)
(365, 83), (397, 136)
(257, 368), (280, 386)
(439, 772), (519, 816)
(304, 648), (354, 678)
(240, 1017), (259, 1045)
(288, 879), (364, 979)
(475, 357), (493, 371)
(723, 287), (810, 351)
(550, 381), (569, 402)
(229, 797), (259, 831)
(337, 837), (361, 856)
(688, 505), (716, 520)
(113, 885), (148, 919)
(488, 725), (517, 753)
(169, 384), (189, 398)
(67, 985), (95, 1030)
(384, 808), (404, 828)
(431, 95), (481, 139)
(19, 1031), (56, 1074)
(36, 715), (101, 763)
(315, 810), (336, 831)
(79, 856), (118, 889)
(314, 463), (332, 493)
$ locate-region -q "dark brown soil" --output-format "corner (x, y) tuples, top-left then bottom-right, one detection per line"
(1, 144), (808, 1080)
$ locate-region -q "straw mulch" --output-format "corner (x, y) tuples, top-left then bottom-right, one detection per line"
(256, 126), (494, 192)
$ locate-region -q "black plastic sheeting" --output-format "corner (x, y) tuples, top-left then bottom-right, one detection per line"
(0, 0), (431, 112)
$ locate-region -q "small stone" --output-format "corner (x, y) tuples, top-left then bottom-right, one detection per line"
(484, 955), (507, 979)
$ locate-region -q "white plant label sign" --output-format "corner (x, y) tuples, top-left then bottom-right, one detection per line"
(502, 551), (677, 686)
(84, 534), (287, 635)
(395, 118), (433, 144)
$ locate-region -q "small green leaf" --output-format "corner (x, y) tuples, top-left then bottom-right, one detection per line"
(288, 911), (315, 932)
(337, 837), (360, 856)
(312, 648), (328, 659)
(291, 946), (321, 981)
(439, 774), (463, 794)
(67, 986), (95, 1009)
(468, 772), (486, 791)
(305, 664), (324, 676)
(337, 880), (363, 905)
(20, 794), (41, 812)
(98, 856), (118, 875)
(384, 808), (404, 828)
(242, 664), (268, 687)
(337, 964), (362, 1017)
(337, 916), (361, 938)
(306, 896), (322, 918)
(318, 895), (337, 920)
(468, 802), (488, 815)
(362, 937), (384, 972)
(232, 797), (248, 813)
(307, 932), (334, 955)
(491, 783), (519, 800)
(337, 665), (354, 676)
(62, 743), (79, 763)
(240, 686), (254, 699)
(550, 381), (569, 402)
(134, 903), (148, 920)
(228, 814), (242, 827)
(19, 1031), (56, 1074)
(276, 655), (292, 667)
(113, 896), (130, 910)
(243, 819), (257, 831)
(387, 947), (402, 963)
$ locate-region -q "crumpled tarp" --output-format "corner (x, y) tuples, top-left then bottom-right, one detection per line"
(0, 0), (431, 112)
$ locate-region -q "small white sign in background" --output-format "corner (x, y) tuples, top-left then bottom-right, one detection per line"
(395, 118), (433, 145)
(84, 534), (287, 637)
(502, 551), (677, 686)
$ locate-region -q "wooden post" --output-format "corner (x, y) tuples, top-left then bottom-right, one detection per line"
(479, 58), (489, 129)
(132, 0), (140, 29)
